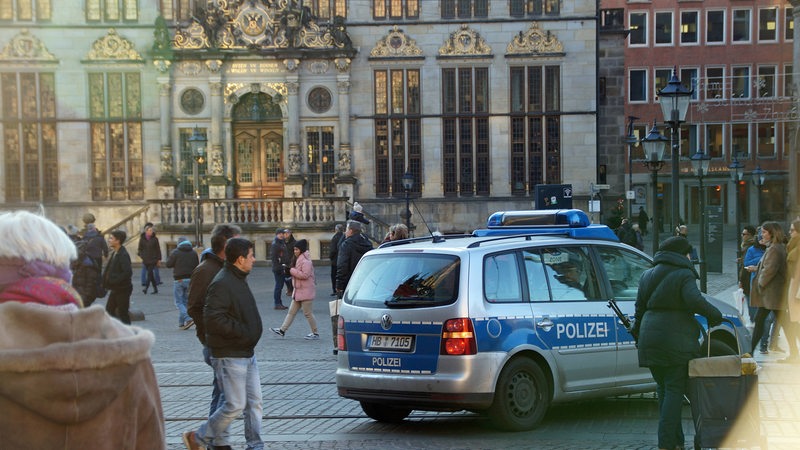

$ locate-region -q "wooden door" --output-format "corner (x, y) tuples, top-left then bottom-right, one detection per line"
(233, 124), (284, 198)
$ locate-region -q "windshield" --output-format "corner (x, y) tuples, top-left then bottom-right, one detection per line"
(344, 253), (460, 308)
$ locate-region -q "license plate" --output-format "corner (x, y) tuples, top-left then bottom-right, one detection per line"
(367, 334), (413, 351)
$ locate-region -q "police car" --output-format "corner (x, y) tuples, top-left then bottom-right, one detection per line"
(335, 210), (750, 431)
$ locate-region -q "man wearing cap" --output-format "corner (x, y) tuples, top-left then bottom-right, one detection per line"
(270, 228), (290, 310)
(632, 236), (723, 450)
(166, 237), (200, 330)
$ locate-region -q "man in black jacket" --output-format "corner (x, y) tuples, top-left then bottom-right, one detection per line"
(102, 229), (133, 324)
(270, 228), (290, 310)
(633, 236), (722, 450)
(166, 237), (199, 330)
(184, 238), (263, 450)
(331, 221), (373, 354)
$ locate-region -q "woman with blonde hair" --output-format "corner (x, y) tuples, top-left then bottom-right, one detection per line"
(0, 211), (165, 449)
(749, 221), (788, 355)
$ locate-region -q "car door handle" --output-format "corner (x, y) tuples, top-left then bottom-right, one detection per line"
(536, 317), (554, 332)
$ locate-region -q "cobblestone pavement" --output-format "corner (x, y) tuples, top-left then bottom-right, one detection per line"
(123, 233), (799, 450)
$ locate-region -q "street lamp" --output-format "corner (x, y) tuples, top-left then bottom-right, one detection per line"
(641, 122), (668, 255)
(188, 127), (207, 248)
(657, 67), (693, 231)
(401, 171), (414, 231)
(625, 115), (640, 219)
(691, 149), (711, 293)
(728, 154), (745, 261)
(751, 165), (766, 224)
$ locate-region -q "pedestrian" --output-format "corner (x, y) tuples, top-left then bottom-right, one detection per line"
(183, 238), (263, 450)
(270, 228), (290, 310)
(0, 211), (165, 449)
(631, 223), (644, 251)
(166, 236), (199, 330)
(332, 220), (373, 353)
(615, 218), (637, 247)
(138, 223), (162, 294)
(71, 221), (108, 307)
(674, 225), (699, 263)
(187, 223), (241, 422)
(381, 224), (397, 244)
(743, 230), (779, 352)
(269, 239), (320, 340)
(329, 224), (344, 296)
(283, 229), (296, 296)
(637, 206), (649, 236)
(781, 219), (800, 364)
(349, 201), (370, 224)
(138, 222), (163, 288)
(632, 236), (723, 450)
(103, 229), (134, 324)
(738, 225), (757, 321)
(749, 221), (788, 355)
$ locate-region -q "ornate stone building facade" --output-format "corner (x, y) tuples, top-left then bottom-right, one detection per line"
(0, 0), (600, 256)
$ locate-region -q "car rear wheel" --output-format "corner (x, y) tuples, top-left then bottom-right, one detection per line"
(487, 357), (550, 431)
(360, 401), (411, 423)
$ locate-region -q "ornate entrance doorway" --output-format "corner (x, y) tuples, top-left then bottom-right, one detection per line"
(232, 92), (284, 198)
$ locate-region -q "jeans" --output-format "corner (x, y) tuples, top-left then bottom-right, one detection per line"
(141, 265), (161, 285)
(649, 364), (688, 450)
(751, 307), (779, 353)
(272, 270), (285, 306)
(173, 278), (191, 326)
(197, 356), (263, 449)
(143, 264), (158, 292)
(106, 285), (132, 325)
(202, 347), (225, 418)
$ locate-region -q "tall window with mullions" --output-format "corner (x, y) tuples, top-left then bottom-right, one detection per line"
(307, 126), (336, 196)
(179, 127), (208, 198)
(442, 67), (489, 197)
(509, 65), (561, 196)
(374, 68), (421, 197)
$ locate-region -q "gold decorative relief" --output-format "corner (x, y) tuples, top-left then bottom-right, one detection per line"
(173, 22), (211, 50)
(86, 29), (143, 61)
(439, 25), (491, 57)
(0, 29), (57, 62)
(370, 26), (422, 58)
(506, 22), (564, 55)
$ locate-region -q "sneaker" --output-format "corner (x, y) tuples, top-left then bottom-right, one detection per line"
(760, 347), (769, 355)
(274, 304), (288, 310)
(182, 430), (205, 450)
(181, 319), (194, 330)
(270, 327), (285, 337)
(304, 333), (320, 340)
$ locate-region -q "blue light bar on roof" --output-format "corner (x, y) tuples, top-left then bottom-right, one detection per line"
(486, 209), (591, 228)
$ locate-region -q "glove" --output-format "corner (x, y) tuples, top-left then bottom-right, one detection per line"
(707, 314), (722, 328)
(282, 264), (291, 276)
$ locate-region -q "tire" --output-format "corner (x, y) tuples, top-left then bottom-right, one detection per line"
(359, 401), (411, 423)
(487, 357), (550, 431)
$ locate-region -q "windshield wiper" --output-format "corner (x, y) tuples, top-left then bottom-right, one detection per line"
(385, 297), (449, 308)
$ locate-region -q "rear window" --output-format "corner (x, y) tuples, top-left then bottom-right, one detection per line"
(344, 253), (460, 308)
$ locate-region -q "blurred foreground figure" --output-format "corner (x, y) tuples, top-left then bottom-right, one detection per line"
(0, 210), (166, 450)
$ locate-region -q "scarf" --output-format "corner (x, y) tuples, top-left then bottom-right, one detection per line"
(0, 257), (72, 290)
(0, 276), (83, 307)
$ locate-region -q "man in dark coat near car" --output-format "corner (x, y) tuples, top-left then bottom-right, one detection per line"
(632, 236), (723, 450)
(331, 220), (373, 354)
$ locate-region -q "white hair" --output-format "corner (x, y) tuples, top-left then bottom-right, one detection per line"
(0, 211), (77, 268)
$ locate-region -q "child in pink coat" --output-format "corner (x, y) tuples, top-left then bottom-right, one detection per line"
(269, 239), (319, 339)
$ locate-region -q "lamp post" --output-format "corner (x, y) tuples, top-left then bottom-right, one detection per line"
(752, 165), (766, 224)
(728, 154), (745, 262)
(691, 149), (711, 293)
(657, 68), (693, 231)
(188, 127), (207, 248)
(625, 115), (640, 219)
(641, 122), (668, 255)
(401, 171), (414, 231)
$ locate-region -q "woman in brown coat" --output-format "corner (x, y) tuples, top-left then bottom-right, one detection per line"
(782, 219), (800, 363)
(749, 221), (788, 354)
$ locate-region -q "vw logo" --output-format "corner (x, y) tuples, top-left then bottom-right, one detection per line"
(380, 314), (392, 330)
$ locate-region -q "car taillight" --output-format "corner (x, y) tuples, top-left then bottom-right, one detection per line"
(440, 318), (477, 355)
(337, 315), (346, 351)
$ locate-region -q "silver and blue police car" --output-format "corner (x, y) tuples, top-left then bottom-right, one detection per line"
(335, 210), (751, 431)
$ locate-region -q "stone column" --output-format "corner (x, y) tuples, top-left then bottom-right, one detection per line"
(208, 80), (227, 199)
(155, 76), (178, 199)
(334, 59), (355, 205)
(790, 2), (800, 221)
